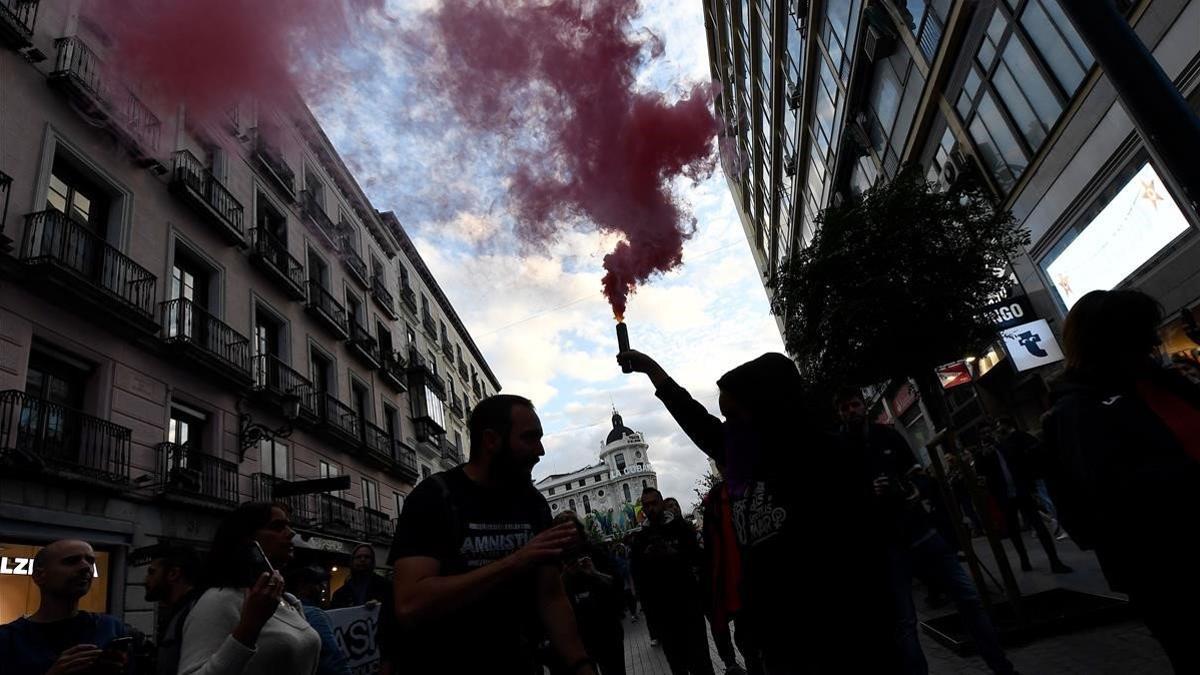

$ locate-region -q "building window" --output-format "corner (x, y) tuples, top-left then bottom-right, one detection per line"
(23, 348), (91, 452)
(642, 479), (648, 489)
(362, 477), (379, 510)
(305, 165), (325, 208)
(406, 324), (416, 349)
(623, 483), (631, 503)
(377, 321), (394, 355)
(615, 453), (626, 472)
(255, 191), (287, 242)
(394, 491), (405, 515)
(421, 465), (432, 480)
(582, 495), (591, 515)
(310, 348), (333, 396)
(307, 248), (329, 289)
(346, 290), (365, 326)
(259, 439), (289, 479)
(549, 486), (556, 496)
(168, 403), (206, 451)
(594, 475), (602, 484)
(320, 459), (345, 496)
(253, 306), (284, 359)
(569, 498), (577, 512)
(46, 159), (110, 234)
(383, 402), (400, 441)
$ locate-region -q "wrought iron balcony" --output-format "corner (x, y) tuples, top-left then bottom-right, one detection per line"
(400, 286), (417, 315)
(0, 390), (131, 484)
(161, 298), (253, 385)
(305, 281), (350, 339)
(440, 437), (462, 464)
(371, 276), (397, 319)
(250, 228), (306, 299)
(362, 420), (394, 468)
(340, 236), (369, 287)
(250, 472), (317, 526)
(20, 210), (158, 329)
(380, 350), (408, 391)
(0, 0), (38, 50)
(170, 150), (244, 243)
(361, 506), (392, 544)
(49, 37), (161, 166)
(251, 129), (295, 198)
(155, 442), (239, 506)
(393, 445), (419, 484)
(449, 396), (464, 420)
(407, 348), (445, 396)
(348, 321), (381, 369)
(317, 392), (361, 447)
(300, 190), (337, 240)
(422, 312), (437, 337)
(458, 361), (468, 380)
(441, 339), (455, 362)
(252, 354), (318, 418)
(317, 493), (362, 536)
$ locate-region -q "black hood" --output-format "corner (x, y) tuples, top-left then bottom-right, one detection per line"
(716, 352), (805, 426)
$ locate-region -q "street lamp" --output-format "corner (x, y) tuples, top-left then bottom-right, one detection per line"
(239, 393), (301, 461)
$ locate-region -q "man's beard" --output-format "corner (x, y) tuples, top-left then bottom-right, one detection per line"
(496, 441), (534, 483)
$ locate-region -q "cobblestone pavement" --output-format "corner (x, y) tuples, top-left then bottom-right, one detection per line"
(621, 531), (1172, 674)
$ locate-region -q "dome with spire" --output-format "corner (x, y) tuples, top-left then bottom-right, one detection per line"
(605, 410), (636, 445)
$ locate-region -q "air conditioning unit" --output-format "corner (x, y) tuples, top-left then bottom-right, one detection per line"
(863, 22), (898, 62)
(787, 85), (802, 110)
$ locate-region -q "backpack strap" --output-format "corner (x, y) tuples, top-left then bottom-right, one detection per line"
(428, 472), (463, 550)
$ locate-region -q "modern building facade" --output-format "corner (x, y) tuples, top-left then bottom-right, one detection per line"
(535, 412), (659, 536)
(0, 1), (499, 631)
(703, 0), (1200, 435)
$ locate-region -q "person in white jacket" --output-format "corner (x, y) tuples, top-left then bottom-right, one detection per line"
(179, 502), (320, 675)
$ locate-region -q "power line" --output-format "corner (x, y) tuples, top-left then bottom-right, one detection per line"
(541, 392), (720, 438)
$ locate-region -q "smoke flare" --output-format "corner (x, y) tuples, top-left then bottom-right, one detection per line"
(416, 0), (720, 318)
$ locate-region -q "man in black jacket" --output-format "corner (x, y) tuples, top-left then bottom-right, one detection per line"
(630, 488), (714, 675)
(330, 544), (391, 608)
(835, 387), (1014, 675)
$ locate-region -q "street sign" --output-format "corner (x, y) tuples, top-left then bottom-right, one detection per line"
(1000, 319), (1065, 372)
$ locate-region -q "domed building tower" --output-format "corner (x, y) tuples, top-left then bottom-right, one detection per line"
(535, 409), (658, 534)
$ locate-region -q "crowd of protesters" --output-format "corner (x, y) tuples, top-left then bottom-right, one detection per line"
(1, 288), (1197, 674)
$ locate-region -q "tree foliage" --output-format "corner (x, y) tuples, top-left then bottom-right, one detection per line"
(770, 166), (1029, 398)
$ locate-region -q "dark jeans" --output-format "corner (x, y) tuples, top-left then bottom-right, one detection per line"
(888, 533), (1013, 675)
(660, 610), (716, 675)
(1001, 493), (1064, 568)
(710, 613), (760, 673)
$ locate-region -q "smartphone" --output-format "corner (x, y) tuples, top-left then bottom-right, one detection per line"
(250, 541), (275, 575)
(103, 636), (134, 654)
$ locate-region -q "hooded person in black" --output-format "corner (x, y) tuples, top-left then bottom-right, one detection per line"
(618, 350), (899, 674)
(1041, 290), (1200, 673)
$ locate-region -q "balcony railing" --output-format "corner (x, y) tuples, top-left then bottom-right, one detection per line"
(363, 420), (394, 466)
(422, 312), (436, 337)
(380, 350), (408, 391)
(250, 472), (317, 526)
(370, 276), (396, 318)
(252, 354), (317, 416)
(400, 286), (417, 315)
(0, 0), (39, 49)
(250, 228), (305, 299)
(50, 37), (161, 159)
(362, 506), (392, 543)
(21, 210), (157, 322)
(449, 396), (464, 420)
(348, 321), (381, 368)
(161, 298), (252, 382)
(318, 393), (361, 444)
(441, 437), (461, 464)
(317, 493), (362, 534)
(458, 361), (468, 380)
(301, 190), (337, 239)
(0, 390), (131, 483)
(170, 150), (244, 242)
(305, 281), (350, 338)
(251, 129), (295, 197)
(407, 348), (445, 396)
(393, 446), (419, 483)
(341, 237), (369, 286)
(156, 442), (238, 505)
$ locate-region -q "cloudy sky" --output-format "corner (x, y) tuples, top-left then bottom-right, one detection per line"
(312, 0), (784, 508)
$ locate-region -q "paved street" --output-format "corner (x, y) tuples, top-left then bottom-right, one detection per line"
(620, 531), (1172, 674)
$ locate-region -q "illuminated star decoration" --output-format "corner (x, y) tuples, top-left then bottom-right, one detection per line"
(1055, 273), (1073, 299)
(1140, 179), (1164, 210)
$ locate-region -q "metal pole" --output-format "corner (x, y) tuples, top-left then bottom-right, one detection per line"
(1058, 0), (1200, 223)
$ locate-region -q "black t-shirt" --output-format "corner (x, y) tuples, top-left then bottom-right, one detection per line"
(387, 466), (552, 672)
(629, 517), (704, 614)
(0, 613), (130, 675)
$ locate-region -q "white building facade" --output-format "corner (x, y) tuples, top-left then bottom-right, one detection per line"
(536, 412), (658, 536)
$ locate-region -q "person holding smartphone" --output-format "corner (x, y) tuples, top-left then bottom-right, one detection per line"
(178, 502), (320, 675)
(0, 539), (136, 675)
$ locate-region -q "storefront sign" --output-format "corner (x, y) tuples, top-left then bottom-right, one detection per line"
(981, 294), (1035, 330)
(890, 382), (919, 416)
(329, 604), (381, 675)
(936, 362), (973, 389)
(1001, 319), (1065, 372)
(0, 557), (100, 577)
(1, 544), (110, 623)
(297, 535), (352, 554)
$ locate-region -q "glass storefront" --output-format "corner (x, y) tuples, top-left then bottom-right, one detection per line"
(0, 542), (111, 623)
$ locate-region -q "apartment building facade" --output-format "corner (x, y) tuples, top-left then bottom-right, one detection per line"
(703, 0), (1199, 436)
(0, 1), (500, 631)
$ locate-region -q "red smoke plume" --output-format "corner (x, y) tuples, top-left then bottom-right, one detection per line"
(89, 0), (379, 127)
(418, 0), (719, 319)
